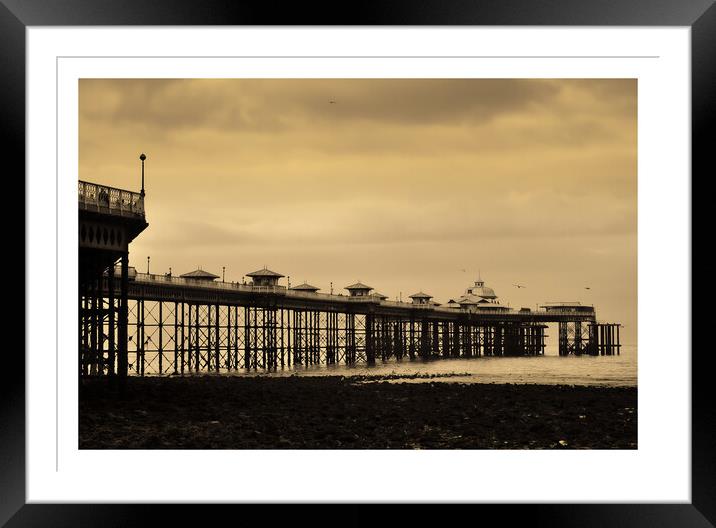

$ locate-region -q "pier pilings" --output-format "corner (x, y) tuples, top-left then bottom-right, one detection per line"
(77, 280), (623, 377)
(558, 321), (622, 356)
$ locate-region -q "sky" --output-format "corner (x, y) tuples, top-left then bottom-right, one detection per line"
(79, 79), (637, 345)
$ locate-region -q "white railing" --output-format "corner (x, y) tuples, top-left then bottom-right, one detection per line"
(79, 180), (145, 217)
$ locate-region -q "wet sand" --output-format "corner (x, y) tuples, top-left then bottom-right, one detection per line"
(79, 375), (637, 449)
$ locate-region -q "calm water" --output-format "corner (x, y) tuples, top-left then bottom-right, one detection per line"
(226, 345), (638, 387)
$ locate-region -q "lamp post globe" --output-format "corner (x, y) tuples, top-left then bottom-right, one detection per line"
(139, 153), (147, 196)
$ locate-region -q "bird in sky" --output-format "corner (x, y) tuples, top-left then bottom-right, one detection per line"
(585, 287), (591, 290)
(513, 284), (526, 289)
(329, 100), (337, 104)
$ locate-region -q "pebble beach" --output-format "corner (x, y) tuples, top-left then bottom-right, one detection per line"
(79, 375), (637, 449)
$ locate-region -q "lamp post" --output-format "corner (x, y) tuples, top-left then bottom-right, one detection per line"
(139, 153), (146, 196)
(222, 266), (226, 282)
(147, 256), (150, 274)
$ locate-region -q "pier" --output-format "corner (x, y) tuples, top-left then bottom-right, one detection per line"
(78, 173), (621, 378)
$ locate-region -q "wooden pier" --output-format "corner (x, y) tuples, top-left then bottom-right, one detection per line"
(80, 270), (622, 377)
(78, 173), (622, 378)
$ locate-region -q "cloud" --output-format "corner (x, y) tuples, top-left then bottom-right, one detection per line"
(79, 79), (574, 131)
(80, 78), (638, 344)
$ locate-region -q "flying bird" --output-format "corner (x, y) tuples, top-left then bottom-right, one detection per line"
(329, 100), (337, 104)
(585, 287), (591, 290)
(513, 284), (526, 289)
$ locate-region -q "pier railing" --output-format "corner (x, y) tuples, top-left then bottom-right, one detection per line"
(132, 273), (285, 293)
(78, 180), (145, 218)
(119, 272), (596, 318)
(129, 273), (465, 307)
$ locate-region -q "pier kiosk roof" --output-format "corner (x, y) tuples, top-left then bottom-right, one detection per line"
(465, 279), (497, 299)
(409, 291), (433, 305)
(456, 294), (511, 312)
(371, 291), (389, 300)
(453, 276), (504, 310)
(456, 295), (490, 305)
(290, 282), (320, 292)
(345, 282), (373, 297)
(409, 291), (432, 299)
(180, 268), (219, 281)
(246, 267), (284, 278)
(246, 266), (284, 287)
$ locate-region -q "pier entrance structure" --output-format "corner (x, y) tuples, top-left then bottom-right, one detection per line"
(78, 176), (621, 378)
(78, 179), (148, 378)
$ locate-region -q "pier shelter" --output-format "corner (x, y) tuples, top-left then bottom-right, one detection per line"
(290, 282), (320, 292)
(345, 282), (373, 297)
(246, 267), (284, 287)
(409, 292), (433, 305)
(180, 269), (219, 282)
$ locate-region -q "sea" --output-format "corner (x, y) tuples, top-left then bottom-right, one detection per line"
(225, 345), (638, 387)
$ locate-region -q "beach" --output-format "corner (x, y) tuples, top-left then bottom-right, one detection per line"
(79, 375), (637, 449)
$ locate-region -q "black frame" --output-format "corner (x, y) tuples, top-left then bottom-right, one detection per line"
(6, 0), (709, 525)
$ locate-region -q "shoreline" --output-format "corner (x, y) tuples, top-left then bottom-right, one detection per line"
(125, 370), (638, 388)
(80, 375), (637, 450)
(121, 351), (638, 387)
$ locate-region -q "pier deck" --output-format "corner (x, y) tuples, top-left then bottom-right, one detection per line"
(78, 177), (622, 378)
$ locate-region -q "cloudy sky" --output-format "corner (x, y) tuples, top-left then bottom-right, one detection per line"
(79, 79), (637, 345)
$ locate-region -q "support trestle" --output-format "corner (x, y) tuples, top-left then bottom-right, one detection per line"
(80, 291), (622, 376)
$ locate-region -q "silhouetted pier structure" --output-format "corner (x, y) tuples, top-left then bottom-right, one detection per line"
(78, 169), (621, 378)
(78, 174), (148, 378)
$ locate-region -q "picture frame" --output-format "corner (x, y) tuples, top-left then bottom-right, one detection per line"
(7, 0), (707, 524)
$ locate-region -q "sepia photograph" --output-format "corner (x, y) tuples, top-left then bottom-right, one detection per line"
(6, 1), (704, 520)
(78, 78), (637, 450)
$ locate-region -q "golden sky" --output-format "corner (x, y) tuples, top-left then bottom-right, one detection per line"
(79, 79), (637, 345)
